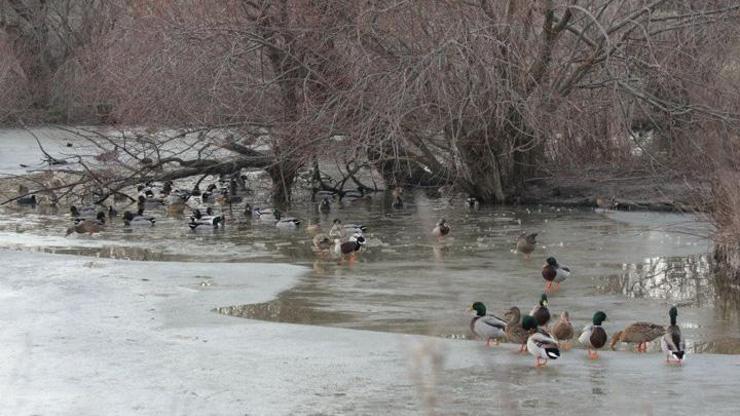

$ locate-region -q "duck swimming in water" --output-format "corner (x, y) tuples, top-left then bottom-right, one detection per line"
(123, 209), (156, 226)
(334, 234), (366, 258)
(515, 232), (537, 258)
(661, 306), (686, 364)
(66, 212), (106, 236)
(188, 208), (225, 230)
(468, 302), (507, 347)
(579, 311), (608, 360)
(542, 257), (570, 292)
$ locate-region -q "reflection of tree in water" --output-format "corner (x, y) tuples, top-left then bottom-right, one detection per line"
(600, 255), (713, 305)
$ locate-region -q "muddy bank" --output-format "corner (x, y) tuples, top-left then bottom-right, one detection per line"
(519, 169), (708, 212)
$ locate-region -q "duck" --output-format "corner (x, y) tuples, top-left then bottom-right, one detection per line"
(312, 233), (333, 251)
(16, 194), (37, 206)
(70, 206), (101, 223)
(525, 317), (561, 367)
(542, 257), (570, 291)
(319, 197), (331, 213)
(66, 212), (106, 236)
(530, 294), (551, 328)
(465, 196), (480, 210)
(108, 205), (118, 219)
(188, 208), (225, 230)
(661, 306), (686, 364)
(468, 302), (507, 347)
(515, 232), (537, 258)
(552, 311), (575, 349)
(578, 311), (608, 359)
(504, 306), (530, 353)
(391, 187), (403, 209)
(253, 207), (280, 222)
(122, 209), (156, 226)
(610, 321), (664, 352)
(432, 219), (450, 239)
(276, 217), (301, 229)
(334, 234), (366, 257)
(328, 219), (367, 239)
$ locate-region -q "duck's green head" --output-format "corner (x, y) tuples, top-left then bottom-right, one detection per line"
(470, 302), (486, 316)
(522, 315), (538, 331)
(546, 257), (558, 266)
(592, 311), (607, 325)
(539, 293), (548, 307)
(669, 306), (678, 325)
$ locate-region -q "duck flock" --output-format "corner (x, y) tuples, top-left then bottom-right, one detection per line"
(40, 177), (373, 260)
(17, 178), (686, 367)
(471, 232), (686, 367)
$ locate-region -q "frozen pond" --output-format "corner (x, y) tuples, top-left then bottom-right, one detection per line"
(2, 129), (740, 414)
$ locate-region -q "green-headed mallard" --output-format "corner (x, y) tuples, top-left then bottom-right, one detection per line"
(432, 219), (450, 239)
(468, 302), (507, 347)
(504, 306), (529, 353)
(552, 311), (575, 349)
(661, 306), (686, 364)
(578, 311), (608, 360)
(334, 235), (366, 257)
(66, 212), (106, 236)
(530, 293), (551, 328)
(188, 208), (225, 230)
(524, 316), (560, 367)
(516, 232), (537, 258)
(610, 322), (664, 352)
(542, 257), (570, 292)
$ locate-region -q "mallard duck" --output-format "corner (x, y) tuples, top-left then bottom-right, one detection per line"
(432, 219), (450, 239)
(504, 306), (529, 353)
(610, 322), (664, 352)
(188, 208), (225, 229)
(66, 212), (106, 236)
(334, 235), (366, 257)
(312, 233), (333, 251)
(530, 294), (551, 328)
(276, 217), (301, 229)
(465, 197), (480, 210)
(515, 232), (537, 258)
(319, 197), (331, 213)
(661, 306), (686, 364)
(16, 194), (37, 206)
(254, 207), (280, 222)
(552, 311), (575, 349)
(525, 319), (560, 367)
(468, 302), (507, 347)
(578, 311), (608, 359)
(542, 257), (570, 292)
(123, 210), (156, 226)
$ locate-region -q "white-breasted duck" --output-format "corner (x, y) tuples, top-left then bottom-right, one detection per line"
(542, 257), (570, 292)
(525, 316), (561, 367)
(468, 302), (507, 347)
(334, 234), (366, 257)
(188, 208), (225, 230)
(578, 311), (608, 360)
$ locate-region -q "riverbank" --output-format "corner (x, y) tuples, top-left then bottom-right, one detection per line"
(520, 168), (708, 212)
